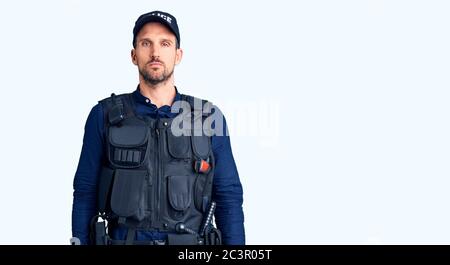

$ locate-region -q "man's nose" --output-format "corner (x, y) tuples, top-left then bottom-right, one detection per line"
(150, 45), (160, 57)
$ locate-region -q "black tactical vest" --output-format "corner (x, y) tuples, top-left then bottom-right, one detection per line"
(95, 92), (216, 244)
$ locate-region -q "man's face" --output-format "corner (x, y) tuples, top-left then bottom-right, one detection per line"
(131, 22), (182, 85)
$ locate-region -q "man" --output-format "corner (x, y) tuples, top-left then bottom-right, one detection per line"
(71, 11), (245, 245)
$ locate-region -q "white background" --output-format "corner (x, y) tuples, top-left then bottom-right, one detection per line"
(0, 0), (449, 244)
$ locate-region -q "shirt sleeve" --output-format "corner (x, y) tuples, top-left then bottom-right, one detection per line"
(71, 103), (105, 245)
(210, 106), (246, 245)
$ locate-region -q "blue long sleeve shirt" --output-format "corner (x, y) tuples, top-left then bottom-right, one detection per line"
(72, 87), (245, 245)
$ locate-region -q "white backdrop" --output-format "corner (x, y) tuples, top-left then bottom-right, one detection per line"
(0, 0), (449, 244)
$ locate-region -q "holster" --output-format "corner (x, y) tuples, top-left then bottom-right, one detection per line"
(94, 221), (108, 245)
(203, 227), (222, 245)
(90, 215), (110, 245)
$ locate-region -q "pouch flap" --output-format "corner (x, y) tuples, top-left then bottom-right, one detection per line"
(168, 175), (192, 211)
(167, 130), (191, 159)
(109, 125), (148, 147)
(191, 135), (211, 159)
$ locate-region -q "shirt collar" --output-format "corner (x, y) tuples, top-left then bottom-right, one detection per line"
(131, 85), (182, 118)
(132, 85), (182, 107)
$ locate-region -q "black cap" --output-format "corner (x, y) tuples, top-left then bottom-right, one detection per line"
(132, 11), (180, 48)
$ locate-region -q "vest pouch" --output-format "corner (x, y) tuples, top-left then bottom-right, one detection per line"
(110, 169), (148, 221)
(191, 134), (211, 159)
(166, 129), (191, 159)
(108, 123), (149, 168)
(194, 174), (208, 212)
(97, 167), (115, 213)
(167, 175), (193, 219)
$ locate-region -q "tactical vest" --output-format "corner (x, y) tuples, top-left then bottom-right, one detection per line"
(94, 92), (219, 245)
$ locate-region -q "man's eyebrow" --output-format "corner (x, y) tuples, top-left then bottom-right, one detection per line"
(139, 38), (152, 42)
(139, 37), (174, 43)
(160, 38), (174, 43)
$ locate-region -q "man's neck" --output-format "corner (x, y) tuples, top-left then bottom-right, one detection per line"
(138, 79), (176, 108)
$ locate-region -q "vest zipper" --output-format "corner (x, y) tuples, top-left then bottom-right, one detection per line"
(155, 127), (161, 227)
(148, 126), (156, 229)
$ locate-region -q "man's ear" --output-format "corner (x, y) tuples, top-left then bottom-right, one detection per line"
(131, 49), (138, 65)
(175, 48), (183, 65)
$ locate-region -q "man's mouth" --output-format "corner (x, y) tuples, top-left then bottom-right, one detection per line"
(148, 61), (163, 67)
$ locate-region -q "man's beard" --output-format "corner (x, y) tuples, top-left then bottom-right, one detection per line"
(139, 63), (174, 86)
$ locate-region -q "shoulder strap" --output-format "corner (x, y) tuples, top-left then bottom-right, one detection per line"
(180, 94), (213, 117)
(99, 93), (135, 127)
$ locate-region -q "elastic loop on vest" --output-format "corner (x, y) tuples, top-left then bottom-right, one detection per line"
(108, 93), (125, 125)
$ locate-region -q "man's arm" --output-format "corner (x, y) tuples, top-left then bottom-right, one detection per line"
(211, 109), (245, 245)
(71, 104), (105, 245)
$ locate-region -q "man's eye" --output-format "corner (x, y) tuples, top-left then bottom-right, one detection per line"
(142, 41), (149, 47)
(162, 42), (170, 47)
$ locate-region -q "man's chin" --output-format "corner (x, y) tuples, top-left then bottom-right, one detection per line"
(143, 71), (164, 81)
(140, 68), (173, 85)
(143, 75), (166, 85)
